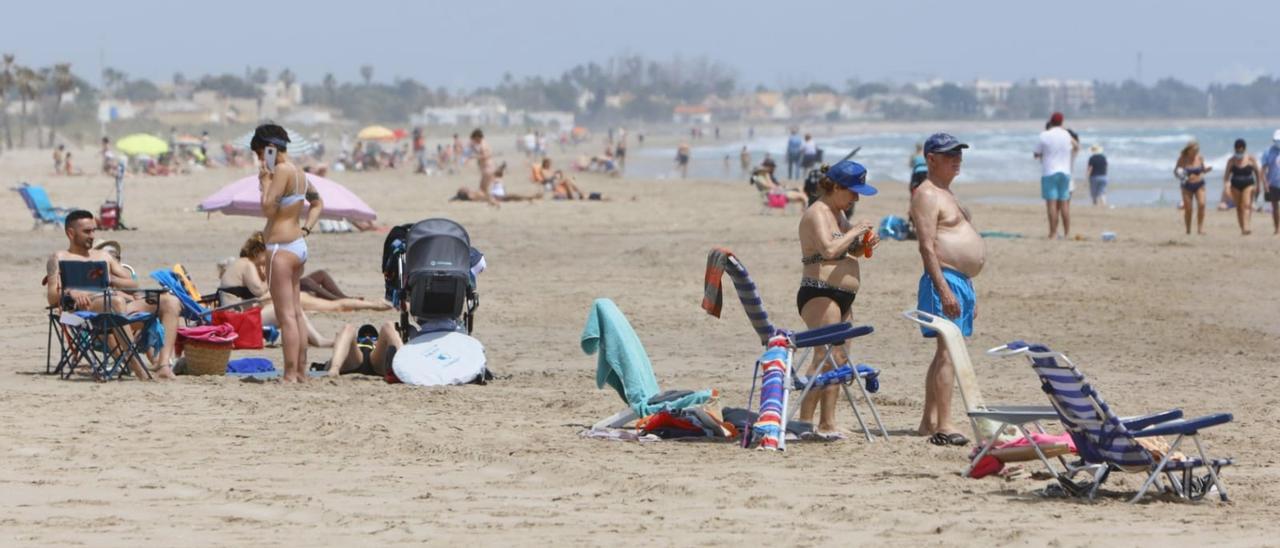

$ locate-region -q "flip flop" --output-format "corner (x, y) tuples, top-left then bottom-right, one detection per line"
(928, 432), (951, 446)
(947, 433), (970, 447)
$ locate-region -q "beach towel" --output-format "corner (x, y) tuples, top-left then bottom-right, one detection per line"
(702, 248), (779, 345)
(751, 340), (789, 450)
(581, 298), (711, 418)
(175, 324), (237, 354)
(226, 357), (275, 374)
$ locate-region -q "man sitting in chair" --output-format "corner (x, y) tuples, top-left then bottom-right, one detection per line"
(44, 210), (182, 379)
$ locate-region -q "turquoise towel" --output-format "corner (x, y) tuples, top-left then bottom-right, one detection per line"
(581, 298), (711, 418)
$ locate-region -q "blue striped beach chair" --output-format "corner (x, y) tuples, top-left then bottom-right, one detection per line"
(990, 341), (1233, 502)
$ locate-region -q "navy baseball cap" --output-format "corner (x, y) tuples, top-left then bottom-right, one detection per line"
(827, 160), (877, 196)
(923, 133), (969, 156)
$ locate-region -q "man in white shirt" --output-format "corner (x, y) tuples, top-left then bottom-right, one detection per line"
(1033, 112), (1078, 238)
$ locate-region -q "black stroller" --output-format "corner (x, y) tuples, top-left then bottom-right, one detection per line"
(382, 218), (481, 342)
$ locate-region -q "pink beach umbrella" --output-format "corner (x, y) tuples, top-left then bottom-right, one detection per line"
(198, 173), (377, 221)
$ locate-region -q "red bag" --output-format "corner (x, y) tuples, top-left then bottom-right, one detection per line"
(212, 307), (264, 350)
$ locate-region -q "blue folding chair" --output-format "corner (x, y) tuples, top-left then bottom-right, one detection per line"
(56, 261), (159, 380)
(990, 341), (1233, 502)
(12, 182), (75, 229)
(788, 323), (888, 442)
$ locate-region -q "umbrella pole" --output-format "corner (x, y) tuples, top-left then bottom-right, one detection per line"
(114, 163), (134, 230)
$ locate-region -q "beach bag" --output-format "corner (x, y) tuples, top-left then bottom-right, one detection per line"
(766, 192), (788, 208)
(212, 307), (264, 350)
(878, 215), (911, 241)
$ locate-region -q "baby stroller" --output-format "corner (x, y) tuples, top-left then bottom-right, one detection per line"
(382, 218), (482, 342)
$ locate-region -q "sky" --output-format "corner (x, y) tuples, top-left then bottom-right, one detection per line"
(3, 0), (1277, 91)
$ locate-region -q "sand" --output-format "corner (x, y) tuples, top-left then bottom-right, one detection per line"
(2, 141), (1279, 546)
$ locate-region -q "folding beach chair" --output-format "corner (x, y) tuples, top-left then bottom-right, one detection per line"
(12, 182), (75, 229)
(150, 265), (259, 326)
(990, 341), (1234, 502)
(902, 310), (1062, 476)
(582, 298), (717, 431)
(786, 323), (888, 442)
(55, 261), (159, 380)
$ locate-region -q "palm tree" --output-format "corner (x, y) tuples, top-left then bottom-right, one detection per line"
(360, 64), (373, 86)
(102, 67), (126, 97)
(15, 65), (42, 147)
(0, 54), (14, 150)
(46, 63), (74, 147)
(322, 72), (336, 105)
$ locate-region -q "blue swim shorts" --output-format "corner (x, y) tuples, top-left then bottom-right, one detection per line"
(917, 268), (975, 338)
(1041, 172), (1071, 201)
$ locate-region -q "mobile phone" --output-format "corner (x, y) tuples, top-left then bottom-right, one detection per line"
(263, 145), (277, 173)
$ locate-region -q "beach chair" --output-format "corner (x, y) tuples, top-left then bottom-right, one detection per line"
(989, 341), (1234, 502)
(582, 298), (716, 431)
(150, 265), (259, 326)
(786, 323), (888, 442)
(902, 309), (1062, 476)
(55, 261), (159, 380)
(12, 182), (76, 229)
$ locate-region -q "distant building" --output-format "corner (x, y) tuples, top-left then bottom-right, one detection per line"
(672, 104), (712, 124)
(96, 99), (139, 122)
(410, 97), (510, 127)
(1035, 79), (1096, 111)
(972, 79), (1013, 106)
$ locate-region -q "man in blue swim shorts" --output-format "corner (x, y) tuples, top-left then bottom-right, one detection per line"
(909, 132), (987, 447)
(1034, 112), (1078, 239)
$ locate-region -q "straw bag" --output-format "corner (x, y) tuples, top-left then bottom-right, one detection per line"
(183, 340), (234, 375)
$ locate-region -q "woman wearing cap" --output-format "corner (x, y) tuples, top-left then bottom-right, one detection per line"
(796, 160), (879, 441)
(1223, 138), (1263, 235)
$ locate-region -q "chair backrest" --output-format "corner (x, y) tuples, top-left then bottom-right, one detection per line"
(150, 268), (210, 322)
(901, 310), (987, 412)
(59, 261), (110, 292)
(25, 185), (59, 220)
(13, 184), (39, 217)
(1019, 342), (1153, 469)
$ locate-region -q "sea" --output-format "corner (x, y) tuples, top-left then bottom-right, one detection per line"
(625, 124), (1279, 207)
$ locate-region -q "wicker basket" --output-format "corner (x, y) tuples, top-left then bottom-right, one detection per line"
(182, 340), (233, 376)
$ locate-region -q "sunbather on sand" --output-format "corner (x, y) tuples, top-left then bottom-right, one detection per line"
(45, 210), (180, 379)
(796, 161), (879, 441)
(323, 320), (405, 377)
(752, 159), (807, 207)
(535, 158), (591, 200)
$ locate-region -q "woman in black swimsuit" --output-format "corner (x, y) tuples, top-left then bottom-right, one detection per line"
(1224, 138), (1263, 235)
(1176, 141), (1212, 235)
(796, 160), (879, 440)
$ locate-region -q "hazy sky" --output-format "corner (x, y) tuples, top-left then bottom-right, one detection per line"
(5, 0), (1277, 90)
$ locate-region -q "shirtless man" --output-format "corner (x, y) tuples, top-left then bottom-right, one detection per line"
(464, 128), (499, 206)
(909, 133), (986, 447)
(45, 210), (180, 379)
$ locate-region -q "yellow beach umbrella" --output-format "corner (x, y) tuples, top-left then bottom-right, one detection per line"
(357, 125), (396, 141)
(115, 133), (170, 157)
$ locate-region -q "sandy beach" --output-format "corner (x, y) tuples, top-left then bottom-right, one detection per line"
(2, 140), (1279, 546)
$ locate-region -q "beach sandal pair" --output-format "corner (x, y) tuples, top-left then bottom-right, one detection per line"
(928, 432), (970, 447)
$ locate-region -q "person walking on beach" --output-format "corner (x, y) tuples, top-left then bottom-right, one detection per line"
(1086, 144), (1108, 207)
(1224, 138), (1263, 235)
(253, 123), (324, 383)
(740, 146), (752, 176)
(675, 142), (691, 179)
(1263, 130), (1280, 235)
(786, 128), (803, 180)
(615, 128), (627, 173)
(797, 160), (879, 441)
(1034, 112), (1077, 239)
(909, 133), (985, 447)
(1176, 141), (1211, 235)
(800, 134), (819, 175)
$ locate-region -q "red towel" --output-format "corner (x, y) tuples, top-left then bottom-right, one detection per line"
(702, 247), (733, 318)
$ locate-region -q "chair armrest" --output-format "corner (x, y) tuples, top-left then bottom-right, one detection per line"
(1121, 409), (1183, 431)
(1131, 413), (1233, 438)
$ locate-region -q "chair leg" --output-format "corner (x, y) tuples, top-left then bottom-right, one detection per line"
(1132, 434), (1183, 503)
(852, 373), (889, 441)
(1193, 435), (1229, 502)
(964, 421), (1009, 477)
(839, 385), (872, 442)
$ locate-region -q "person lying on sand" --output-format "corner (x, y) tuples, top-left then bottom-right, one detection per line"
(322, 320), (405, 377)
(453, 163), (541, 204)
(44, 210), (181, 379)
(219, 233), (390, 315)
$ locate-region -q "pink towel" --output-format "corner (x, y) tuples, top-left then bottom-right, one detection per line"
(177, 324), (238, 344)
(994, 432), (1076, 452)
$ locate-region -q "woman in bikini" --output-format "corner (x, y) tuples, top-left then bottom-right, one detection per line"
(796, 160), (879, 441)
(1175, 141), (1211, 235)
(253, 124), (324, 382)
(1223, 138), (1263, 235)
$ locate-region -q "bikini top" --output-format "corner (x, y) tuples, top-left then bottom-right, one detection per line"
(802, 232), (855, 264)
(277, 168), (307, 207)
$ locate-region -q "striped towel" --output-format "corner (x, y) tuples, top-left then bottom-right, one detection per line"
(702, 248), (778, 346)
(752, 341), (790, 450)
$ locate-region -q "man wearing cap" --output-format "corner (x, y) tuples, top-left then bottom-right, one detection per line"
(797, 160), (879, 440)
(1034, 112), (1078, 238)
(910, 133), (985, 447)
(1262, 129), (1280, 235)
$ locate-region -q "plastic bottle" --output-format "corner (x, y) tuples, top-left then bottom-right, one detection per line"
(863, 231), (873, 258)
